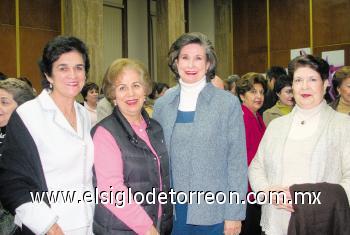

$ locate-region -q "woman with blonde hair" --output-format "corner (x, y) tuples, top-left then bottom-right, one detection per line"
(92, 58), (172, 235)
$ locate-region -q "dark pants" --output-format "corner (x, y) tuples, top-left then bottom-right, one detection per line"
(240, 203), (262, 235)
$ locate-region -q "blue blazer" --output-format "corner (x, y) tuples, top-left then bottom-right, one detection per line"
(153, 83), (247, 225)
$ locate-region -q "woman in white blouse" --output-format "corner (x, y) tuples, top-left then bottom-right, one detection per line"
(0, 36), (94, 234)
(249, 55), (350, 235)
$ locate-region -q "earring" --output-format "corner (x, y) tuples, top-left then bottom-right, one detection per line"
(49, 83), (53, 89)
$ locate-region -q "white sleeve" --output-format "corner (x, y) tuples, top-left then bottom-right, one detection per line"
(15, 202), (58, 235)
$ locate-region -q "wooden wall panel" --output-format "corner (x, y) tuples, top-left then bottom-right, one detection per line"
(0, 0), (15, 25)
(270, 0), (309, 51)
(18, 0), (60, 91)
(19, 0), (60, 30)
(233, 0), (267, 75)
(0, 25), (16, 77)
(269, 0), (309, 68)
(313, 0), (350, 47)
(0, 0), (16, 77)
(20, 28), (59, 91)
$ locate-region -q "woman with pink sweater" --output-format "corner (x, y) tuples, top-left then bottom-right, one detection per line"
(92, 59), (172, 235)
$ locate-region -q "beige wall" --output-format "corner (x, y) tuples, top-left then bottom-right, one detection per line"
(188, 0), (215, 45)
(127, 0), (148, 67)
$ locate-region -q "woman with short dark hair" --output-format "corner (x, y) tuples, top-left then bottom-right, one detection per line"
(235, 72), (267, 235)
(0, 36), (94, 234)
(330, 66), (350, 115)
(263, 75), (294, 126)
(249, 55), (350, 235)
(81, 82), (99, 126)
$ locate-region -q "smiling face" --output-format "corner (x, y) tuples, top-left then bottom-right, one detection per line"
(292, 66), (328, 109)
(240, 83), (265, 114)
(277, 86), (294, 107)
(338, 77), (350, 105)
(0, 89), (18, 127)
(176, 43), (210, 84)
(114, 68), (146, 123)
(47, 50), (86, 100)
(86, 88), (99, 106)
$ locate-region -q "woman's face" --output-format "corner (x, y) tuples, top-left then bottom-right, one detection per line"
(114, 68), (146, 123)
(277, 86), (294, 107)
(292, 66), (327, 109)
(337, 77), (350, 104)
(86, 88), (99, 106)
(176, 43), (210, 84)
(47, 50), (86, 99)
(240, 83), (265, 113)
(0, 89), (18, 127)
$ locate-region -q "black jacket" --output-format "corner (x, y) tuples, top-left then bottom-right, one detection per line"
(92, 107), (172, 235)
(0, 111), (49, 235)
(288, 182), (350, 235)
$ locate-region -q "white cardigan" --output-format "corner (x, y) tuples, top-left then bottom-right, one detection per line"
(249, 101), (350, 235)
(14, 90), (94, 234)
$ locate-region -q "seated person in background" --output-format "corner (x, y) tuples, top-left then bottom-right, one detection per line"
(81, 82), (99, 126)
(0, 78), (35, 235)
(263, 74), (294, 126)
(225, 74), (240, 95)
(330, 66), (350, 115)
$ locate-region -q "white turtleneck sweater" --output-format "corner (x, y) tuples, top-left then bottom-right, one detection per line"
(178, 77), (206, 112)
(277, 100), (326, 235)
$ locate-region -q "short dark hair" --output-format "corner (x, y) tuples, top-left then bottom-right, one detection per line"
(266, 66), (287, 81)
(168, 32), (217, 81)
(0, 78), (35, 105)
(333, 66), (350, 97)
(39, 36), (90, 89)
(235, 72), (267, 102)
(81, 82), (99, 100)
(273, 74), (292, 94)
(149, 82), (169, 99)
(0, 72), (7, 81)
(288, 55), (329, 81)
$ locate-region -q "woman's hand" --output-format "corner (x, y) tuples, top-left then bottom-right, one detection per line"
(224, 220), (241, 235)
(145, 225), (159, 235)
(265, 186), (294, 212)
(46, 223), (64, 235)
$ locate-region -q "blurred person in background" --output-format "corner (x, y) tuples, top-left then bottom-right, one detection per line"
(225, 74), (240, 95)
(263, 74), (294, 126)
(235, 72), (267, 235)
(81, 82), (99, 126)
(330, 66), (350, 115)
(0, 78), (35, 235)
(259, 66), (287, 114)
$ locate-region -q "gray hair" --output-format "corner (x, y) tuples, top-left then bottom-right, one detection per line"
(168, 32), (217, 81)
(0, 78), (35, 105)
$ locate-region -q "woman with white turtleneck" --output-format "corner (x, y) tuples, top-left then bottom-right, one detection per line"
(249, 55), (350, 235)
(153, 32), (247, 235)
